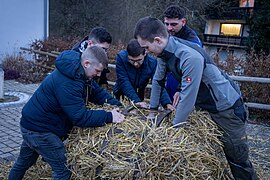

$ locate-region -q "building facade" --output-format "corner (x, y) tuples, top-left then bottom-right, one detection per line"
(203, 0), (254, 61)
(0, 0), (49, 62)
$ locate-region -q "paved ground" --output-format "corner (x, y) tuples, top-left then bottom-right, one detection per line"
(0, 80), (269, 177)
(0, 80), (39, 162)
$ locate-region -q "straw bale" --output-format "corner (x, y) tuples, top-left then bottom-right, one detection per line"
(66, 104), (231, 179)
(6, 103), (270, 179)
(1, 104), (269, 179)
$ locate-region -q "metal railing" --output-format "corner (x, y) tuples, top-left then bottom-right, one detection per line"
(203, 34), (248, 47)
(20, 47), (270, 110)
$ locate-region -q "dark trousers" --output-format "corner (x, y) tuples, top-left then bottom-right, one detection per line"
(9, 126), (70, 180)
(209, 103), (258, 180)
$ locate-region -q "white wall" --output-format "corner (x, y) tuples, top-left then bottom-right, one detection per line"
(205, 20), (220, 35)
(0, 0), (49, 63)
(204, 46), (246, 61)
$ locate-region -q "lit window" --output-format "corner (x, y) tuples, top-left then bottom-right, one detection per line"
(221, 24), (242, 36)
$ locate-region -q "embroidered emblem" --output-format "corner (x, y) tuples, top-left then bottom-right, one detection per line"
(186, 77), (192, 83)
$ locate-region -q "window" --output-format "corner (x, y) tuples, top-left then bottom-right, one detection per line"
(220, 24), (242, 36)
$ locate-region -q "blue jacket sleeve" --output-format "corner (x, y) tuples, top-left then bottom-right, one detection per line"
(89, 80), (122, 106)
(115, 53), (142, 103)
(56, 81), (113, 127)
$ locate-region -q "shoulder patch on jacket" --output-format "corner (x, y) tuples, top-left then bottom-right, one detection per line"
(186, 77), (192, 83)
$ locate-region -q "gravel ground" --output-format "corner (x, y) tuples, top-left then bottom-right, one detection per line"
(246, 122), (270, 179)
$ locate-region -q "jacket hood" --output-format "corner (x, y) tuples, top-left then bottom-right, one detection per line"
(55, 50), (85, 80)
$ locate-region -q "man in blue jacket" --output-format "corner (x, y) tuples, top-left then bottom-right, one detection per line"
(163, 5), (202, 103)
(9, 46), (125, 179)
(72, 27), (112, 89)
(113, 39), (173, 109)
(134, 17), (258, 180)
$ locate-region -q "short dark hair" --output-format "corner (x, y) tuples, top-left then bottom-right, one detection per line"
(164, 5), (186, 19)
(88, 27), (112, 44)
(134, 16), (168, 42)
(126, 39), (145, 57)
(81, 46), (108, 68)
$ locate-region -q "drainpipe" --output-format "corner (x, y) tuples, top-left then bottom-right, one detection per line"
(44, 0), (49, 39)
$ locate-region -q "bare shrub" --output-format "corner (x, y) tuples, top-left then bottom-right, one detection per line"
(2, 54), (23, 80)
(30, 37), (81, 67)
(2, 54), (52, 84)
(107, 43), (125, 63)
(242, 50), (270, 124)
(213, 49), (270, 124)
(3, 37), (81, 83)
(212, 48), (246, 76)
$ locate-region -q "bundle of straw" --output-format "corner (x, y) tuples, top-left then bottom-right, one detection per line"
(0, 103), (233, 179)
(66, 104), (231, 179)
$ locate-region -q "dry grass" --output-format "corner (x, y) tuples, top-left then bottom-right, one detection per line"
(66, 105), (230, 179)
(1, 103), (230, 179)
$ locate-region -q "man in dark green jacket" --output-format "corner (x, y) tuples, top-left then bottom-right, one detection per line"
(9, 46), (124, 179)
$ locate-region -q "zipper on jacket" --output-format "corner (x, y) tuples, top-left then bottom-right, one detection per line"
(207, 84), (218, 102)
(133, 69), (138, 91)
(85, 85), (89, 106)
(136, 68), (142, 93)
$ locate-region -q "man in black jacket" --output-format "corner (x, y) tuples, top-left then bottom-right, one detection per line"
(163, 5), (202, 104)
(164, 5), (202, 45)
(72, 27), (112, 89)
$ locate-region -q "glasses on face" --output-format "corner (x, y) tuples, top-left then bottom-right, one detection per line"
(128, 58), (144, 65)
(164, 22), (179, 27)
